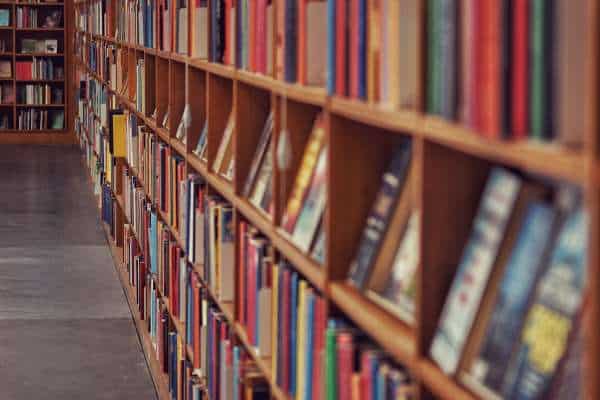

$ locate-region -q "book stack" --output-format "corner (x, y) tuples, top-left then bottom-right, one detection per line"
(427, 0), (586, 145)
(325, 318), (416, 399)
(276, 0), (327, 86)
(325, 0), (418, 107)
(17, 109), (62, 130)
(16, 58), (64, 80)
(429, 168), (587, 399)
(235, 0), (273, 75)
(17, 83), (62, 104)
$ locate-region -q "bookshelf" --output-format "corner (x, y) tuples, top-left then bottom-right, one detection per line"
(0, 0), (72, 143)
(73, 1), (600, 400)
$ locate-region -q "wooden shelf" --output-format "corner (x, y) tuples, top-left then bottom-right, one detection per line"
(72, 0), (600, 395)
(16, 52), (64, 56)
(16, 103), (64, 107)
(329, 282), (416, 367)
(330, 96), (419, 133)
(421, 116), (586, 183)
(417, 360), (476, 400)
(16, 27), (64, 31)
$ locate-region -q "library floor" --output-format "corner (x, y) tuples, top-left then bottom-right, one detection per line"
(0, 146), (157, 400)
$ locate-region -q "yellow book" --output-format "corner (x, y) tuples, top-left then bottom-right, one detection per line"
(296, 280), (307, 400)
(112, 113), (127, 157)
(271, 263), (280, 382)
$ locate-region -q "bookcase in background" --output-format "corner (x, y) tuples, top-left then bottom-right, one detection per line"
(0, 0), (74, 144)
(73, 0), (600, 399)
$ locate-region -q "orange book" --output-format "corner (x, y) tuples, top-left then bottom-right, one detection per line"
(297, 0), (307, 84)
(367, 0), (381, 102)
(275, 0), (285, 79)
(477, 1), (500, 138)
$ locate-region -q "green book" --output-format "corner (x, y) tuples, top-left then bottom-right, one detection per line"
(325, 321), (337, 400)
(529, 0), (553, 140)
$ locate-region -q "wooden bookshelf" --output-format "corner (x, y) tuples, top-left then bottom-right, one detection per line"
(73, 1), (600, 400)
(0, 0), (72, 142)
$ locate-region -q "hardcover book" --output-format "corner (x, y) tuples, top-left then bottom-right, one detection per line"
(291, 146), (328, 253)
(429, 168), (522, 375)
(347, 140), (412, 289)
(501, 208), (587, 399)
(460, 202), (559, 398)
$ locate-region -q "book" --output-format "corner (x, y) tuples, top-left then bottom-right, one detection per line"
(304, 1), (327, 86)
(213, 111), (235, 174)
(429, 168), (523, 375)
(459, 202), (559, 398)
(501, 207), (587, 399)
(0, 9), (10, 27)
(291, 145), (328, 253)
(0, 61), (11, 78)
(281, 114), (325, 235)
(347, 141), (412, 289)
(249, 145), (273, 215)
(366, 210), (420, 324)
(243, 112), (273, 198)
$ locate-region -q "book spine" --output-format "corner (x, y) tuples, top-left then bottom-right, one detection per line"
(502, 209), (587, 399)
(438, 0), (456, 119)
(335, 0), (346, 95)
(426, 0), (440, 114)
(349, 0), (359, 98)
(511, 0), (528, 138)
(466, 203), (557, 395)
(284, 0), (297, 82)
(326, 0), (336, 94)
(477, 0), (501, 138)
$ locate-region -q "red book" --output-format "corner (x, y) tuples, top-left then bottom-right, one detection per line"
(281, 269), (291, 393)
(477, 1), (501, 138)
(349, 0), (359, 98)
(511, 0), (528, 138)
(224, 0), (232, 64)
(237, 221), (247, 324)
(256, 0), (267, 74)
(335, 0), (347, 96)
(247, 240), (257, 343)
(170, 245), (178, 315)
(360, 350), (374, 400)
(192, 274), (201, 369)
(337, 332), (354, 400)
(249, 0), (256, 72)
(297, 0), (307, 84)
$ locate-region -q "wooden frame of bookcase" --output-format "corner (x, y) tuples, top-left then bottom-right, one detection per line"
(0, 0), (75, 143)
(73, 0), (600, 399)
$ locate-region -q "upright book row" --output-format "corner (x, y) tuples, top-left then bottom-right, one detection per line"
(74, 0), (590, 148)
(74, 24), (594, 394)
(75, 82), (420, 399)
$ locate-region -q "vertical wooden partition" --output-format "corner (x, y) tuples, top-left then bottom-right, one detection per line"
(144, 54), (156, 117)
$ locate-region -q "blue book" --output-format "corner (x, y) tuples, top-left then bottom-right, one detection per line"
(502, 208), (588, 400)
(289, 272), (299, 396)
(463, 203), (557, 394)
(347, 141), (412, 289)
(326, 0), (336, 94)
(357, 0), (367, 99)
(233, 346), (240, 400)
(284, 0), (297, 82)
(438, 0), (457, 118)
(303, 292), (315, 400)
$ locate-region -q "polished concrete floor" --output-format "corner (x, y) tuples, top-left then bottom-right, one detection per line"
(0, 145), (156, 400)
